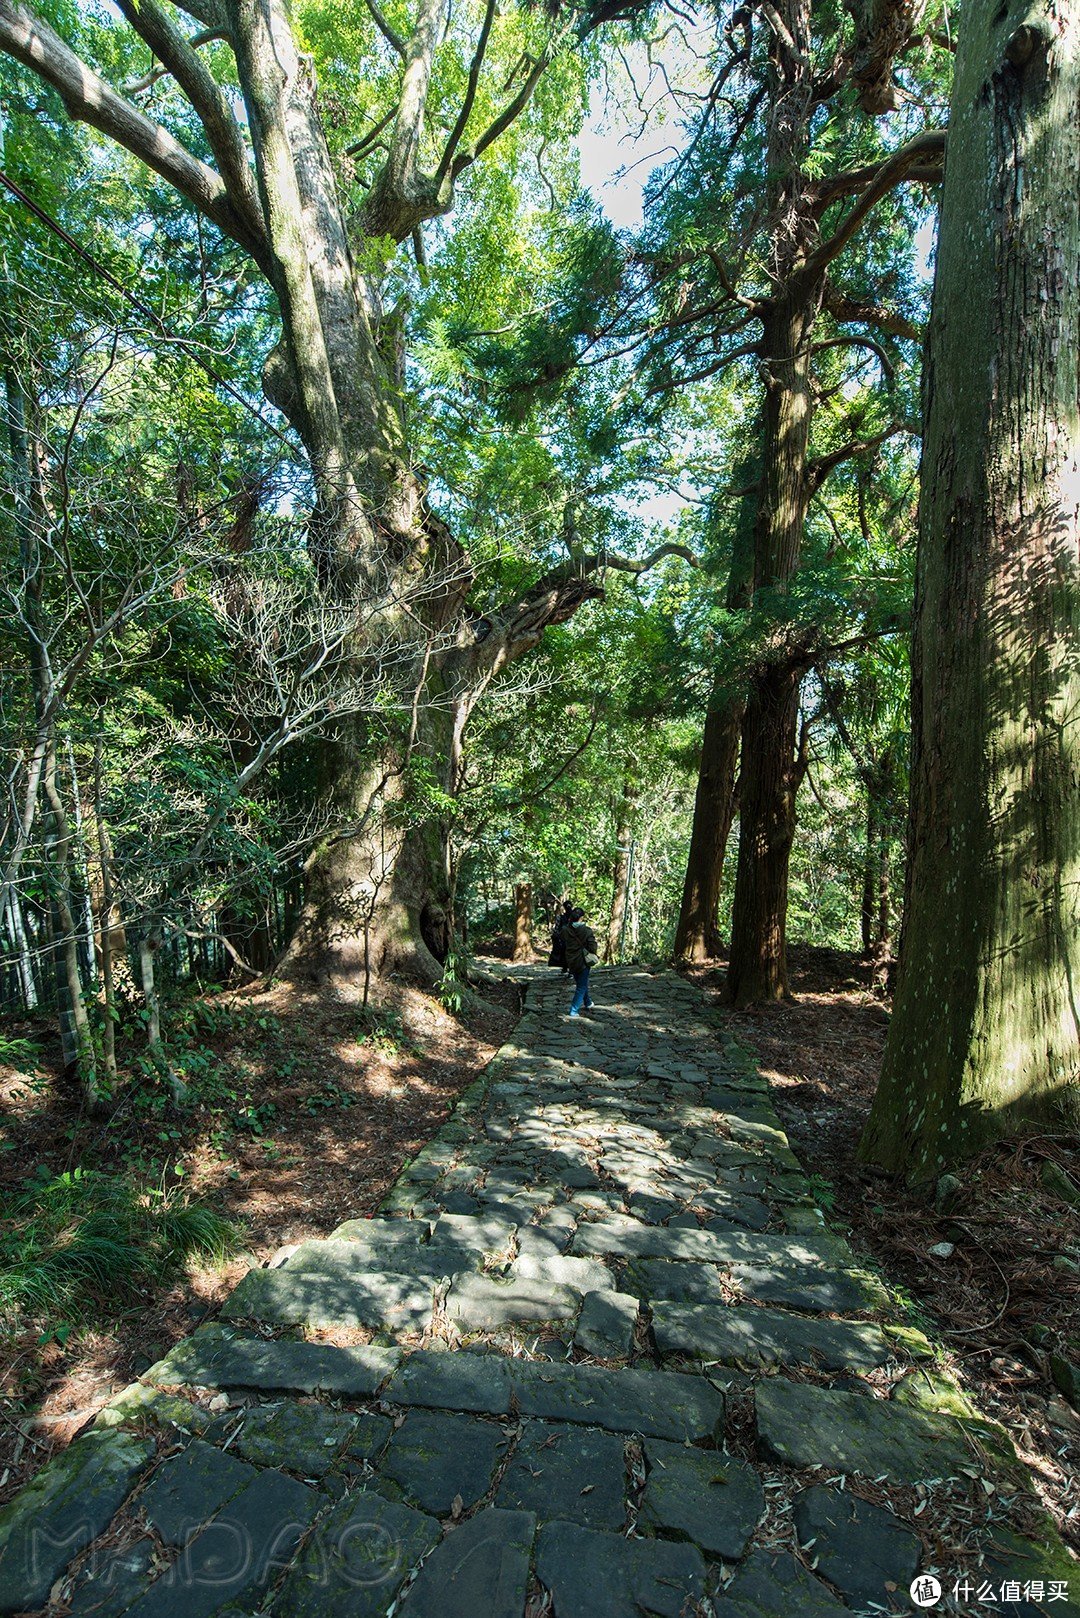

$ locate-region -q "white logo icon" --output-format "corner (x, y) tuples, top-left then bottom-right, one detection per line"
(910, 1574), (942, 1608)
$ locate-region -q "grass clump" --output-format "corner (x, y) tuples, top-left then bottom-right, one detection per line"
(0, 1167), (237, 1337)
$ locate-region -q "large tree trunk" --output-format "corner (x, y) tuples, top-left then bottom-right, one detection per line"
(673, 684), (742, 961)
(861, 0), (1080, 1174)
(674, 473), (757, 965)
(281, 753), (451, 986)
(726, 659), (806, 1004)
(512, 883), (533, 962)
(228, 0), (469, 989)
(726, 288), (819, 1005)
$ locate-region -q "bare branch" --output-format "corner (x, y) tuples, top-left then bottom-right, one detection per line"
(345, 105), (396, 160)
(598, 541), (699, 575)
(122, 27), (226, 95)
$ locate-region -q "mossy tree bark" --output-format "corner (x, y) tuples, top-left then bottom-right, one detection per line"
(861, 0), (1080, 1174)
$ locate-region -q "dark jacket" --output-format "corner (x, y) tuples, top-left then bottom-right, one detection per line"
(563, 920), (598, 974)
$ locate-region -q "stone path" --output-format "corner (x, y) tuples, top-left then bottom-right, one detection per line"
(1, 966), (1077, 1616)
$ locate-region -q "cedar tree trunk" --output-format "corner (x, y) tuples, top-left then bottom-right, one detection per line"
(861, 0), (1080, 1173)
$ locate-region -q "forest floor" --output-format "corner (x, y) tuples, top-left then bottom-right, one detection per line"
(0, 974), (519, 1507)
(683, 944), (1080, 1556)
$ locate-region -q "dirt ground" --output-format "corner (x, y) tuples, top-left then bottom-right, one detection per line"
(684, 944), (1080, 1557)
(0, 974), (519, 1507)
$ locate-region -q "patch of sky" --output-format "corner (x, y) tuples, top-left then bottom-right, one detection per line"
(575, 33), (717, 532)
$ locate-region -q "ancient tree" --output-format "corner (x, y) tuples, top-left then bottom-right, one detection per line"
(862, 0), (1080, 1174)
(0, 0), (664, 985)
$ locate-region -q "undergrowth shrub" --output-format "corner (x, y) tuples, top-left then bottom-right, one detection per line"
(0, 1168), (237, 1337)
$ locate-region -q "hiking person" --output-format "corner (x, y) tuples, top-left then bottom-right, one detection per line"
(563, 907), (599, 1017)
(548, 900), (574, 973)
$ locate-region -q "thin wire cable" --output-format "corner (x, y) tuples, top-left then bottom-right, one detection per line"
(0, 165), (301, 457)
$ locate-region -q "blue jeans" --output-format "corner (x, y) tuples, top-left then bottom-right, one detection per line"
(570, 966), (592, 1014)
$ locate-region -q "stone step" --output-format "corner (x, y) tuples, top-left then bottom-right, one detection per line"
(571, 1219), (841, 1268)
(732, 1258), (890, 1314)
(638, 1437), (764, 1560)
(397, 1507), (535, 1618)
(651, 1300), (893, 1371)
(386, 1349), (725, 1441)
(0, 1429), (153, 1613)
(273, 1493), (439, 1618)
(143, 1325), (401, 1396)
(495, 1420), (627, 1529)
(123, 1467), (320, 1618)
(221, 1266), (435, 1333)
(282, 1235), (494, 1280)
(755, 1376), (975, 1481)
(445, 1272), (580, 1330)
(712, 1546), (849, 1618)
(535, 1521), (707, 1618)
(328, 1215), (431, 1245)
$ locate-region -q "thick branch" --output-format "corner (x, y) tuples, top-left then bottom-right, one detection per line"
(0, 0), (267, 264)
(824, 286), (923, 342)
(359, 0), (455, 239)
(365, 0), (406, 56)
(114, 0), (264, 246)
(597, 542), (698, 575)
(435, 0), (496, 185)
(807, 422), (906, 491)
(817, 153), (944, 204)
(173, 0), (227, 27)
(452, 50), (549, 174)
(361, 12), (569, 242)
(451, 542), (697, 682)
(801, 131), (945, 284)
(812, 332), (894, 381)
